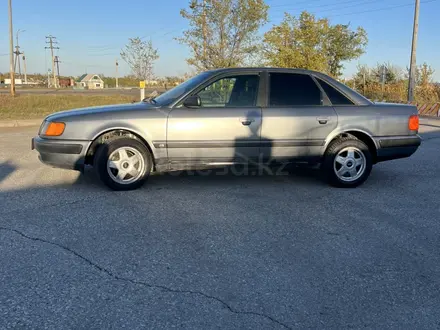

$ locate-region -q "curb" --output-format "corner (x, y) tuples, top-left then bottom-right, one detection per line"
(0, 119), (43, 128)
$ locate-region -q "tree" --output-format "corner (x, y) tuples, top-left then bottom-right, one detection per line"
(120, 38), (159, 81)
(263, 11), (367, 77)
(263, 12), (328, 71)
(177, 0), (269, 71)
(417, 62), (435, 86)
(405, 62), (435, 86)
(325, 24), (367, 77)
(370, 63), (402, 84)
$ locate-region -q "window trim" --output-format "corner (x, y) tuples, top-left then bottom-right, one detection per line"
(176, 71), (263, 109)
(266, 72), (331, 108)
(314, 76), (357, 106)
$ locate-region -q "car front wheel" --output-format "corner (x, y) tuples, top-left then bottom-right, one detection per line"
(94, 138), (152, 191)
(323, 137), (373, 188)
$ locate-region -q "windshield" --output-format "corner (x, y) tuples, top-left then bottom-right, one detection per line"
(152, 72), (212, 106)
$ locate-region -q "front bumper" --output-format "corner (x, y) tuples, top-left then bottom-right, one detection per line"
(31, 136), (90, 171)
(376, 135), (422, 162)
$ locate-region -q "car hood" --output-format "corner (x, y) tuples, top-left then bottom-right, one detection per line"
(45, 101), (157, 121)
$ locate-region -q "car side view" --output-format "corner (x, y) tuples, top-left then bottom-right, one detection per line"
(32, 68), (422, 190)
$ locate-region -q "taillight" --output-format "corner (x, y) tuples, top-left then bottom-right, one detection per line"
(408, 115), (419, 131)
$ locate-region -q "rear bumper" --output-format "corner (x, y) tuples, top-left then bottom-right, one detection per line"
(31, 136), (90, 171)
(376, 135), (422, 162)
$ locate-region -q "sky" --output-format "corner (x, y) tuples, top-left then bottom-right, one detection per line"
(1, 0), (439, 81)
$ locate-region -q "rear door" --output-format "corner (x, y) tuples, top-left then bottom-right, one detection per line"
(260, 72), (338, 162)
(167, 71), (263, 165)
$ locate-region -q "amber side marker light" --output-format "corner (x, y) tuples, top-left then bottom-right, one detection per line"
(45, 122), (66, 136)
(408, 115), (419, 131)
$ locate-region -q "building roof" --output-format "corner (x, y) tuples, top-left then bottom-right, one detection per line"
(76, 74), (87, 83)
(76, 73), (103, 82)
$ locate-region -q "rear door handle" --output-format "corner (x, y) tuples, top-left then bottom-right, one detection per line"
(240, 118), (255, 126)
(317, 117), (329, 124)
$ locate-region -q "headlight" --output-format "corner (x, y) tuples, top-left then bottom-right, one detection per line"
(38, 120), (47, 135)
(42, 122), (66, 136)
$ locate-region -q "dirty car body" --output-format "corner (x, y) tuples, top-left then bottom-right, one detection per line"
(32, 68), (421, 190)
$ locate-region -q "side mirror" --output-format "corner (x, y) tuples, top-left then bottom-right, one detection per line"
(183, 95), (201, 107)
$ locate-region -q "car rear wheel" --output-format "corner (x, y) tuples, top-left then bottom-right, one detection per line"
(323, 137), (372, 188)
(94, 138), (152, 191)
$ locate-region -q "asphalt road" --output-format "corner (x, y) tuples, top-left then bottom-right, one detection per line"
(0, 120), (440, 329)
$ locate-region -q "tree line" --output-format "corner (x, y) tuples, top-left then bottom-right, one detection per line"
(348, 62), (439, 103)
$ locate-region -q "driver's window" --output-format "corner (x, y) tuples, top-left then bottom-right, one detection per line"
(197, 75), (259, 108)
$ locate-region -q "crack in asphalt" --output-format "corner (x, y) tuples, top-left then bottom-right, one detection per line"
(1, 197), (91, 217)
(0, 226), (292, 330)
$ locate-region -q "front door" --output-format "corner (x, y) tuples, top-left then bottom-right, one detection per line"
(261, 72), (338, 162)
(167, 73), (262, 165)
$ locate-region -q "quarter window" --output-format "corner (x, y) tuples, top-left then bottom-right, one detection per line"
(197, 75), (259, 107)
(316, 78), (354, 105)
(269, 73), (322, 106)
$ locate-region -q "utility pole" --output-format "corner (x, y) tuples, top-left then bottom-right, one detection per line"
(408, 0), (420, 103)
(363, 72), (366, 96)
(14, 29), (25, 78)
(115, 59), (119, 88)
(202, 0), (207, 62)
(22, 52), (27, 84)
(8, 0), (15, 96)
(45, 35), (59, 88)
(381, 65), (386, 100)
(54, 56), (61, 80)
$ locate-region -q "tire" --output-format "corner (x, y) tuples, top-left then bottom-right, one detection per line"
(322, 136), (373, 188)
(94, 137), (152, 191)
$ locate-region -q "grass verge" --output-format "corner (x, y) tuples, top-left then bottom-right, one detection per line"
(0, 94), (136, 120)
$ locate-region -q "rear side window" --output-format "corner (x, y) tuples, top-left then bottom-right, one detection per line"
(317, 78), (354, 105)
(269, 73), (322, 106)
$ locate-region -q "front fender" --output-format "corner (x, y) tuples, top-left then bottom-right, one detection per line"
(87, 123), (166, 162)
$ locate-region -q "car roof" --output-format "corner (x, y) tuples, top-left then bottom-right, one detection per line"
(204, 67), (372, 106)
(206, 67), (323, 75)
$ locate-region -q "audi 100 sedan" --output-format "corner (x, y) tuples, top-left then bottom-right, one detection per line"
(32, 68), (421, 190)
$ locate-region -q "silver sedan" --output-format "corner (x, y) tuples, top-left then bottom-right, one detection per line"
(32, 68), (421, 190)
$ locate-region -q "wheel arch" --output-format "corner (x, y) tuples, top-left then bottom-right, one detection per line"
(325, 129), (378, 164)
(85, 128), (156, 167)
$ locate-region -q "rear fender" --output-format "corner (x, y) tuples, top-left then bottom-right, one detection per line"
(324, 127), (378, 151)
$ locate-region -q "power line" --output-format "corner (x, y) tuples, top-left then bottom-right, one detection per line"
(326, 0), (438, 18)
(271, 0), (385, 14)
(268, 0), (438, 21)
(270, 0), (323, 8)
(79, 29), (180, 53)
(140, 28), (182, 41)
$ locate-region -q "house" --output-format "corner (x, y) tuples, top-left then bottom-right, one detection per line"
(145, 80), (159, 86)
(76, 74), (104, 89)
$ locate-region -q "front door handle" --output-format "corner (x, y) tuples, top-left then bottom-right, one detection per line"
(240, 118), (255, 126)
(317, 117), (329, 124)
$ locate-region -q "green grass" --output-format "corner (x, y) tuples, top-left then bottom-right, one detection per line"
(0, 94), (137, 120)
